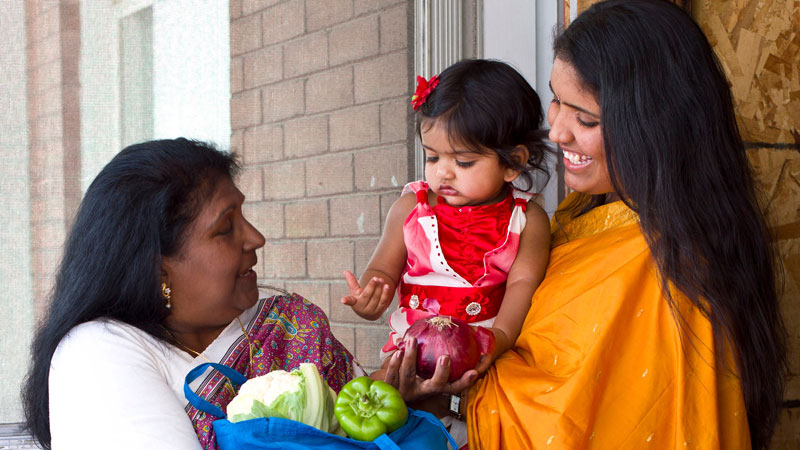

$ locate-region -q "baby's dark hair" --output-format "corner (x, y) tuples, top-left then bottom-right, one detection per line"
(415, 59), (550, 191)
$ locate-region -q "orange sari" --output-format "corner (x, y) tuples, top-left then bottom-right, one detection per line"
(466, 193), (750, 449)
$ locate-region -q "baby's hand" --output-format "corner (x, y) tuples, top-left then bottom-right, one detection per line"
(340, 271), (393, 321)
(471, 326), (500, 376)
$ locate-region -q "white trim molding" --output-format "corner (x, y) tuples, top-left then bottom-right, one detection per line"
(413, 0), (469, 177)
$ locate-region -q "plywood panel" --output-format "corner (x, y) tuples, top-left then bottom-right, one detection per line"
(749, 147), (800, 229)
(694, 0), (800, 144)
(748, 146), (800, 444)
(777, 237), (800, 399)
(771, 406), (800, 449)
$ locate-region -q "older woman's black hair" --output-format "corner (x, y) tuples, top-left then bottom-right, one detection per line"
(22, 138), (239, 449)
(553, 1), (787, 447)
(416, 59), (551, 191)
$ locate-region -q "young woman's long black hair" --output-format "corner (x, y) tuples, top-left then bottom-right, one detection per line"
(416, 59), (551, 191)
(22, 138), (238, 449)
(554, 1), (787, 447)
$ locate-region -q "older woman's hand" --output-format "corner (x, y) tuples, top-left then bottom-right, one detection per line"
(383, 336), (488, 404)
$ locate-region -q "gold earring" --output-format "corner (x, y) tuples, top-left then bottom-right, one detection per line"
(161, 282), (172, 309)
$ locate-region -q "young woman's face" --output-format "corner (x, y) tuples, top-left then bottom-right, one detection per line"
(421, 121), (520, 207)
(548, 58), (613, 195)
(162, 175), (265, 340)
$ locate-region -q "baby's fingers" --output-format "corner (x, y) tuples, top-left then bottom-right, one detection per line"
(343, 271), (363, 296)
(377, 283), (393, 308)
(359, 277), (384, 303)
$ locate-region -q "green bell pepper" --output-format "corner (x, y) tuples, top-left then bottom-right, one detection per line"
(334, 376), (409, 441)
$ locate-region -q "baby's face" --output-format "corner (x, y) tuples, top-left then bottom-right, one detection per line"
(421, 121), (518, 207)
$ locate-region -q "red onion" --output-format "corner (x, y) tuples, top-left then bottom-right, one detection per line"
(403, 315), (496, 382)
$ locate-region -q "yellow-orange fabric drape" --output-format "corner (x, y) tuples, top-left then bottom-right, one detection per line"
(466, 193), (750, 449)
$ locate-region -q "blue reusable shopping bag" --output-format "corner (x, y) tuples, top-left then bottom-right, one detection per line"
(184, 362), (458, 450)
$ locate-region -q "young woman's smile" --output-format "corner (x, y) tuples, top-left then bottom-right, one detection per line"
(548, 58), (613, 195)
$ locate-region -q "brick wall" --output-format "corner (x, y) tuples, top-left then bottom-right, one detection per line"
(25, 0), (82, 322)
(229, 0), (413, 372)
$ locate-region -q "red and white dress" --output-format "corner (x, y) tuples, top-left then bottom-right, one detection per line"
(381, 180), (533, 360)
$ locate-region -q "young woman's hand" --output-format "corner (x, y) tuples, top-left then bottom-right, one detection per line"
(382, 336), (480, 404)
(341, 270), (393, 321)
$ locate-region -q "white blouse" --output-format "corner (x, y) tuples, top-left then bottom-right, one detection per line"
(49, 318), (204, 450)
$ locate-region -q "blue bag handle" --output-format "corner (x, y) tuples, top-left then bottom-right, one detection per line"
(184, 362), (248, 419)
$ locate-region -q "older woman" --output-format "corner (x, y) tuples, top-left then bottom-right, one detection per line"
(385, 1), (787, 449)
(23, 139), (359, 450)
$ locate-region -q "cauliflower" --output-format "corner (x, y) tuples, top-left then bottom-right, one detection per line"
(225, 363), (342, 435)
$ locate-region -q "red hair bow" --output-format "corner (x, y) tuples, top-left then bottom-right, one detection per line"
(410, 74), (440, 111)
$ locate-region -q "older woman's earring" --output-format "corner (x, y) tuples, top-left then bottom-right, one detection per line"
(161, 283), (172, 309)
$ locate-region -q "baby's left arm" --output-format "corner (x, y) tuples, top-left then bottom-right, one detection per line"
(483, 199), (551, 368)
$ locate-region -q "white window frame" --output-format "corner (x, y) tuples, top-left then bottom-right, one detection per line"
(413, 0), (470, 178)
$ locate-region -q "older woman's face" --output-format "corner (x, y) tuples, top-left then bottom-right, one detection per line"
(548, 58), (613, 195)
(162, 175), (265, 338)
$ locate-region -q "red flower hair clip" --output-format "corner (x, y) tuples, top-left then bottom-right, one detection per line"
(410, 74), (440, 111)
